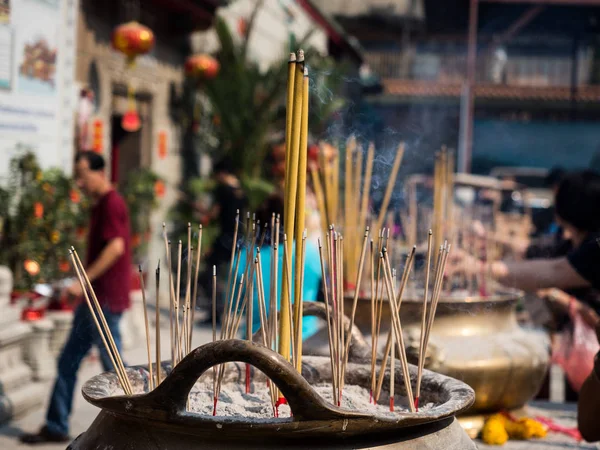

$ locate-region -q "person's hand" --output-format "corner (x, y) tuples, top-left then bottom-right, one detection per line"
(540, 289), (600, 329)
(537, 288), (570, 307)
(446, 248), (480, 278)
(64, 280), (83, 304)
(577, 302), (600, 330)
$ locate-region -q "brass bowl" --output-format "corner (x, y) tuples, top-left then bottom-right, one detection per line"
(344, 289), (550, 437)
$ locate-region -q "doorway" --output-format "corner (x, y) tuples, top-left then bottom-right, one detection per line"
(110, 85), (153, 188)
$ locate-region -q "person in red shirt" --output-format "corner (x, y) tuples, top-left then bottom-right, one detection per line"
(21, 151), (132, 444)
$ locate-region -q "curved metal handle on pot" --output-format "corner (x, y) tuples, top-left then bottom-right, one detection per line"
(142, 339), (369, 422)
(252, 301), (371, 362)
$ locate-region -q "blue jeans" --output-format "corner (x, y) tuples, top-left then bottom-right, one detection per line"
(46, 304), (123, 436)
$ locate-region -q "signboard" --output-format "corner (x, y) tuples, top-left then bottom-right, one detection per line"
(0, 0), (77, 179)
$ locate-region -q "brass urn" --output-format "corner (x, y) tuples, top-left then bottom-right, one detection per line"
(344, 290), (550, 437)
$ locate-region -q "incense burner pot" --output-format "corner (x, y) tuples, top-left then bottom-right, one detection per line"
(344, 290), (550, 437)
(70, 340), (476, 449)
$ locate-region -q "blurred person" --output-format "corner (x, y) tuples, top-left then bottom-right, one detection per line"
(450, 170), (600, 309)
(21, 151), (131, 444)
(578, 320), (600, 442)
(197, 157), (248, 323)
(235, 193), (322, 340)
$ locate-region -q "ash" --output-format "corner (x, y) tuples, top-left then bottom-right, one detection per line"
(186, 380), (434, 419)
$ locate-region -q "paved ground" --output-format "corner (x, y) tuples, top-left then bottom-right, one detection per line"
(0, 309), (213, 450)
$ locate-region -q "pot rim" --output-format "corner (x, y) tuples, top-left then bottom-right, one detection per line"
(81, 341), (475, 438)
(348, 288), (524, 305)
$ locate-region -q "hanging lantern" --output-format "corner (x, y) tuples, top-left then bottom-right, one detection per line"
(111, 21), (155, 67)
(122, 109), (141, 132)
(185, 54), (220, 80)
(122, 85), (141, 132)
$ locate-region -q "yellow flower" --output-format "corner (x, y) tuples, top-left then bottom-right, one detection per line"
(482, 415), (509, 445)
(506, 418), (547, 440)
(51, 230), (60, 243)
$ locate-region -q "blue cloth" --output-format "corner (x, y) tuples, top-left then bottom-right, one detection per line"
(236, 239), (322, 340)
(46, 303), (123, 436)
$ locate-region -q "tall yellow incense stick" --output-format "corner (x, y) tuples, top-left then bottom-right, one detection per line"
(293, 66), (309, 372)
(359, 143), (374, 238)
(310, 167), (328, 239)
(446, 149), (455, 243)
(332, 152), (340, 223)
(375, 143), (405, 233)
(343, 138), (355, 281)
(280, 50), (304, 367)
(284, 53), (297, 206)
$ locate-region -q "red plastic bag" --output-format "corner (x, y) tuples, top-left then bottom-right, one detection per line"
(551, 303), (600, 393)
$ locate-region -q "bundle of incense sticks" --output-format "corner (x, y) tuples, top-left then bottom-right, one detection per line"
(404, 147), (454, 249)
(316, 225), (370, 406)
(161, 223), (204, 368)
(311, 140), (404, 289)
(280, 48), (310, 382)
(432, 147), (454, 253)
(365, 227), (451, 412)
(68, 248), (133, 395)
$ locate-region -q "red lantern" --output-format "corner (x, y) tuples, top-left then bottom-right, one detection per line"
(111, 21), (155, 66)
(122, 108), (141, 132)
(185, 54), (220, 80)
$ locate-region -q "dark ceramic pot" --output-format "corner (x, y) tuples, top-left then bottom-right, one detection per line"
(70, 339), (476, 449)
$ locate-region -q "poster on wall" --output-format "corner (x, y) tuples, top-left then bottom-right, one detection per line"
(0, 0), (76, 179)
(16, 0), (57, 95)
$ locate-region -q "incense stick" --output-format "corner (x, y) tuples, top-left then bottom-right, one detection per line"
(381, 250), (415, 412)
(175, 240), (183, 363)
(70, 249), (132, 395)
(318, 239), (338, 403)
(369, 239), (377, 403)
(139, 265), (154, 390)
(211, 265), (217, 404)
(375, 143), (405, 233)
(183, 224), (192, 356)
(155, 261), (161, 388)
(279, 49), (304, 370)
(190, 224), (202, 351)
(415, 231), (433, 409)
(341, 227), (369, 392)
(374, 247), (415, 403)
(293, 66), (309, 373)
(162, 225), (176, 367)
(284, 52), (297, 203)
(283, 234), (297, 369)
(390, 310), (395, 412)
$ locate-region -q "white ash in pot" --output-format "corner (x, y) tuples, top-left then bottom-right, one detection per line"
(186, 380), (434, 419)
